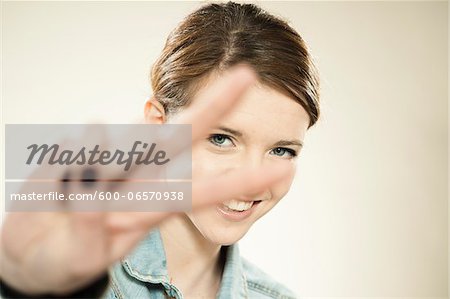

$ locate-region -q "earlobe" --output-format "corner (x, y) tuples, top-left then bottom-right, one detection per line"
(144, 98), (166, 124)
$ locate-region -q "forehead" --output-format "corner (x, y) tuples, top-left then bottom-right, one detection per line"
(219, 82), (310, 140)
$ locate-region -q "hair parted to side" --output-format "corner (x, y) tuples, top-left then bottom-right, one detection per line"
(151, 1), (320, 128)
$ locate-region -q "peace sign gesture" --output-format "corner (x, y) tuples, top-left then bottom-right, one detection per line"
(0, 65), (293, 296)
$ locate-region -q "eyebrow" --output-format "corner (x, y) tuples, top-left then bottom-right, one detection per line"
(217, 126), (303, 148)
(217, 126), (243, 137)
(273, 140), (303, 148)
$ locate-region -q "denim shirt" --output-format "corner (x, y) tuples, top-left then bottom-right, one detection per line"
(102, 228), (298, 299)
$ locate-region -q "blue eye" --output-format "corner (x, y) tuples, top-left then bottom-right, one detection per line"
(270, 147), (297, 158)
(209, 134), (234, 147)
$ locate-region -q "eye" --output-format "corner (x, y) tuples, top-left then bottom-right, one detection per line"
(208, 134), (234, 148)
(270, 147), (298, 158)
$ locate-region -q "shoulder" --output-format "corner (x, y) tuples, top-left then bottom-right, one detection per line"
(241, 257), (299, 299)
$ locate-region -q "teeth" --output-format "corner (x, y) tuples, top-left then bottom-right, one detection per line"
(223, 199), (254, 211)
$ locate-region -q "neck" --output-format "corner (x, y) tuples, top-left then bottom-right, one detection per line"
(159, 214), (225, 298)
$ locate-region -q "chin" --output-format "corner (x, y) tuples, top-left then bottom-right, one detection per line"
(203, 224), (251, 246)
(187, 206), (258, 246)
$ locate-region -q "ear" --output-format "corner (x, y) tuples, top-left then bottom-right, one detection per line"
(144, 98), (166, 124)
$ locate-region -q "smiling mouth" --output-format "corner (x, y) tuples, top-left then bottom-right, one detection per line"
(216, 199), (262, 221)
(222, 199), (262, 212)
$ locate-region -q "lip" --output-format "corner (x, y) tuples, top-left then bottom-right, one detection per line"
(216, 200), (262, 222)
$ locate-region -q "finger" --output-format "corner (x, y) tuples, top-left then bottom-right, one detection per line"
(107, 65), (257, 192)
(118, 64), (257, 182)
(191, 163), (294, 209)
(25, 138), (70, 181)
(106, 163), (293, 230)
(67, 211), (109, 277)
(103, 64), (256, 177)
(168, 64), (257, 143)
(0, 212), (60, 262)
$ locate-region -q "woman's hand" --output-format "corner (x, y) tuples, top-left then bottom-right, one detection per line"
(0, 65), (293, 296)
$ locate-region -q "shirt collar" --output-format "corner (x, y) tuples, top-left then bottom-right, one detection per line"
(122, 228), (169, 283)
(216, 242), (248, 298)
(121, 227), (248, 298)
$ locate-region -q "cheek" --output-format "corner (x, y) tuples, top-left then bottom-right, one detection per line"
(268, 165), (296, 203)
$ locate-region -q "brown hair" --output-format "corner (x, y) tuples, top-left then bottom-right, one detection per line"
(151, 1), (320, 128)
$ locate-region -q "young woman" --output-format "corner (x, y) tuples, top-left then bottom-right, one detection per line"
(0, 2), (320, 298)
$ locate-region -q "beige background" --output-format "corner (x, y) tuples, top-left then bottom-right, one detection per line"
(1, 1), (448, 297)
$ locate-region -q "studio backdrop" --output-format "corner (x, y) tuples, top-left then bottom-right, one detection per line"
(2, 1), (448, 298)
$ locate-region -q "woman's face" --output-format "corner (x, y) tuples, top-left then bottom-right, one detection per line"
(187, 81), (310, 245)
